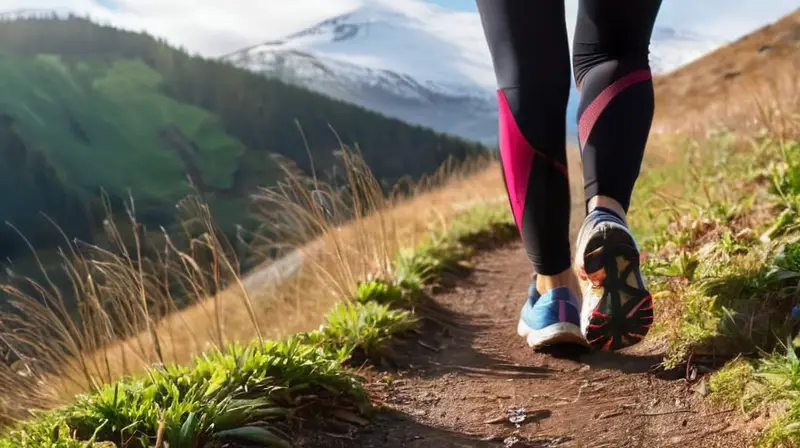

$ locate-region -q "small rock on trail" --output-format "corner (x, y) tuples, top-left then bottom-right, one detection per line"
(339, 243), (754, 448)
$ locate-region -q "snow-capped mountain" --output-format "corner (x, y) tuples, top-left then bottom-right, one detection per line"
(221, 0), (726, 144)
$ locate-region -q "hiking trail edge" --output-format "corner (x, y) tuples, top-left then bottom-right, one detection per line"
(330, 242), (759, 447)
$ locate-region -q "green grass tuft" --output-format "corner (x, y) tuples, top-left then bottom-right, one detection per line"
(355, 278), (410, 305)
(709, 358), (755, 407)
(304, 301), (417, 362)
(748, 346), (800, 446)
(393, 203), (515, 292)
(0, 338), (367, 447)
(444, 204), (516, 246)
(393, 238), (469, 291)
(0, 197), (514, 446)
(774, 241), (800, 273)
(632, 137), (800, 445)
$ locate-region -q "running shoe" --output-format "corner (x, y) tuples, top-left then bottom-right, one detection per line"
(517, 277), (588, 349)
(575, 208), (653, 351)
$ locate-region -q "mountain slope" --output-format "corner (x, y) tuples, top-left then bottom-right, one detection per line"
(652, 8), (800, 133)
(221, 1), (498, 143)
(0, 15), (485, 263)
(222, 0), (726, 143)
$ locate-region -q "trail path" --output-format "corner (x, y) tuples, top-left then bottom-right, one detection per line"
(315, 152), (757, 447)
(341, 241), (755, 447)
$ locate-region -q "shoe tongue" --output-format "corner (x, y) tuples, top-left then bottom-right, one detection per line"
(530, 277), (576, 304)
(593, 206), (624, 222)
(590, 207), (626, 227)
(548, 286), (576, 302)
(533, 286), (577, 308)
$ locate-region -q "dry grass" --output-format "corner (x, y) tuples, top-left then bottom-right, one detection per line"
(0, 146), (507, 422)
(652, 9), (800, 140)
(1, 6), (797, 434)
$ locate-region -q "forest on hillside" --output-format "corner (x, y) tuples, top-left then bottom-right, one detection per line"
(0, 14), (486, 276)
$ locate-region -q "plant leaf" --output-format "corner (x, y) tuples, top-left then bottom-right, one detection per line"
(213, 426), (291, 448)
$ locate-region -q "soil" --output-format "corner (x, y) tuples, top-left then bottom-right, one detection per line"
(292, 153), (762, 448)
(304, 242), (761, 448)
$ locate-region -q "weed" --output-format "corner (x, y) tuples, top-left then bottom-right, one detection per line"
(769, 141), (800, 199)
(393, 239), (469, 291)
(749, 345), (800, 446)
(0, 174), (512, 445)
(774, 241), (800, 274)
(719, 230), (750, 256)
(443, 205), (516, 249)
(355, 278), (408, 306)
(708, 358), (755, 408)
(663, 289), (721, 369)
(305, 301), (417, 363)
(0, 338), (367, 447)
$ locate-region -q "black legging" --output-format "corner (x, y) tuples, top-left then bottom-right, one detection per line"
(477, 0), (662, 275)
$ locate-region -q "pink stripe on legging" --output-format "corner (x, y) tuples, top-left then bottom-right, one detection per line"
(497, 90), (534, 230)
(497, 90), (569, 229)
(578, 69), (652, 150)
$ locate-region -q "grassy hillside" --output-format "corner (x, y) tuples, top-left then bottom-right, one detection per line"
(0, 7), (799, 448)
(653, 8), (799, 135)
(0, 14), (485, 265)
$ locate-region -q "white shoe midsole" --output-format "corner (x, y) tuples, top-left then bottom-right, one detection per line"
(517, 319), (584, 345)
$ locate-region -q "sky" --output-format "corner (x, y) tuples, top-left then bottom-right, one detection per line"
(1, 0), (797, 57)
(430, 0), (473, 12)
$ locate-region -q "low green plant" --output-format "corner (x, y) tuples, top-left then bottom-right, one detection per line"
(663, 290), (722, 369)
(0, 197), (524, 446)
(305, 301), (417, 361)
(445, 204), (515, 245)
(356, 278), (413, 305)
(393, 203), (515, 291)
(393, 239), (468, 291)
(774, 241), (800, 273)
(708, 358), (755, 407)
(750, 345), (800, 446)
(0, 339), (367, 447)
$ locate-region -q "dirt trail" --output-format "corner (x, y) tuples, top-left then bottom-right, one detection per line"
(329, 242), (753, 448)
(317, 155), (759, 447)
(301, 152), (758, 447)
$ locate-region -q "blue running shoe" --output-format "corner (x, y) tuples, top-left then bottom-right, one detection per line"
(517, 278), (587, 349)
(575, 208), (653, 351)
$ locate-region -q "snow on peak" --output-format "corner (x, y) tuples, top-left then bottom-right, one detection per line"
(222, 1), (728, 142)
(226, 0), (496, 91)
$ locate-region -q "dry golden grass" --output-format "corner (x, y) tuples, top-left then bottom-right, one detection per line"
(652, 9), (800, 140)
(1, 6), (797, 427)
(0, 148), (508, 421)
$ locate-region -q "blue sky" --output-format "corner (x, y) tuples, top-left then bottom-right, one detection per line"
(6, 0), (797, 57)
(431, 0), (475, 12)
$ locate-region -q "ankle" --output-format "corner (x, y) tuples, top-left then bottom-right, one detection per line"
(587, 196), (627, 223)
(536, 269), (581, 296)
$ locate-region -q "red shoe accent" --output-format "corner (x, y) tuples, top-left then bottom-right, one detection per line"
(626, 296), (652, 318)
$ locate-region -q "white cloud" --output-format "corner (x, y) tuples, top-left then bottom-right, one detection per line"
(0, 0), (797, 56)
(653, 0), (798, 39)
(1, 0), (363, 56)
(563, 0), (798, 43)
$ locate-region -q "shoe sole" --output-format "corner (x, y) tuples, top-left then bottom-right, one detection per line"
(517, 319), (589, 349)
(579, 225), (654, 351)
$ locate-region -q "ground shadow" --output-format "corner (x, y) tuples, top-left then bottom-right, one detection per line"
(695, 267), (795, 358)
(539, 344), (668, 375)
(387, 289), (556, 380)
(392, 284), (679, 381)
(301, 407), (573, 448)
